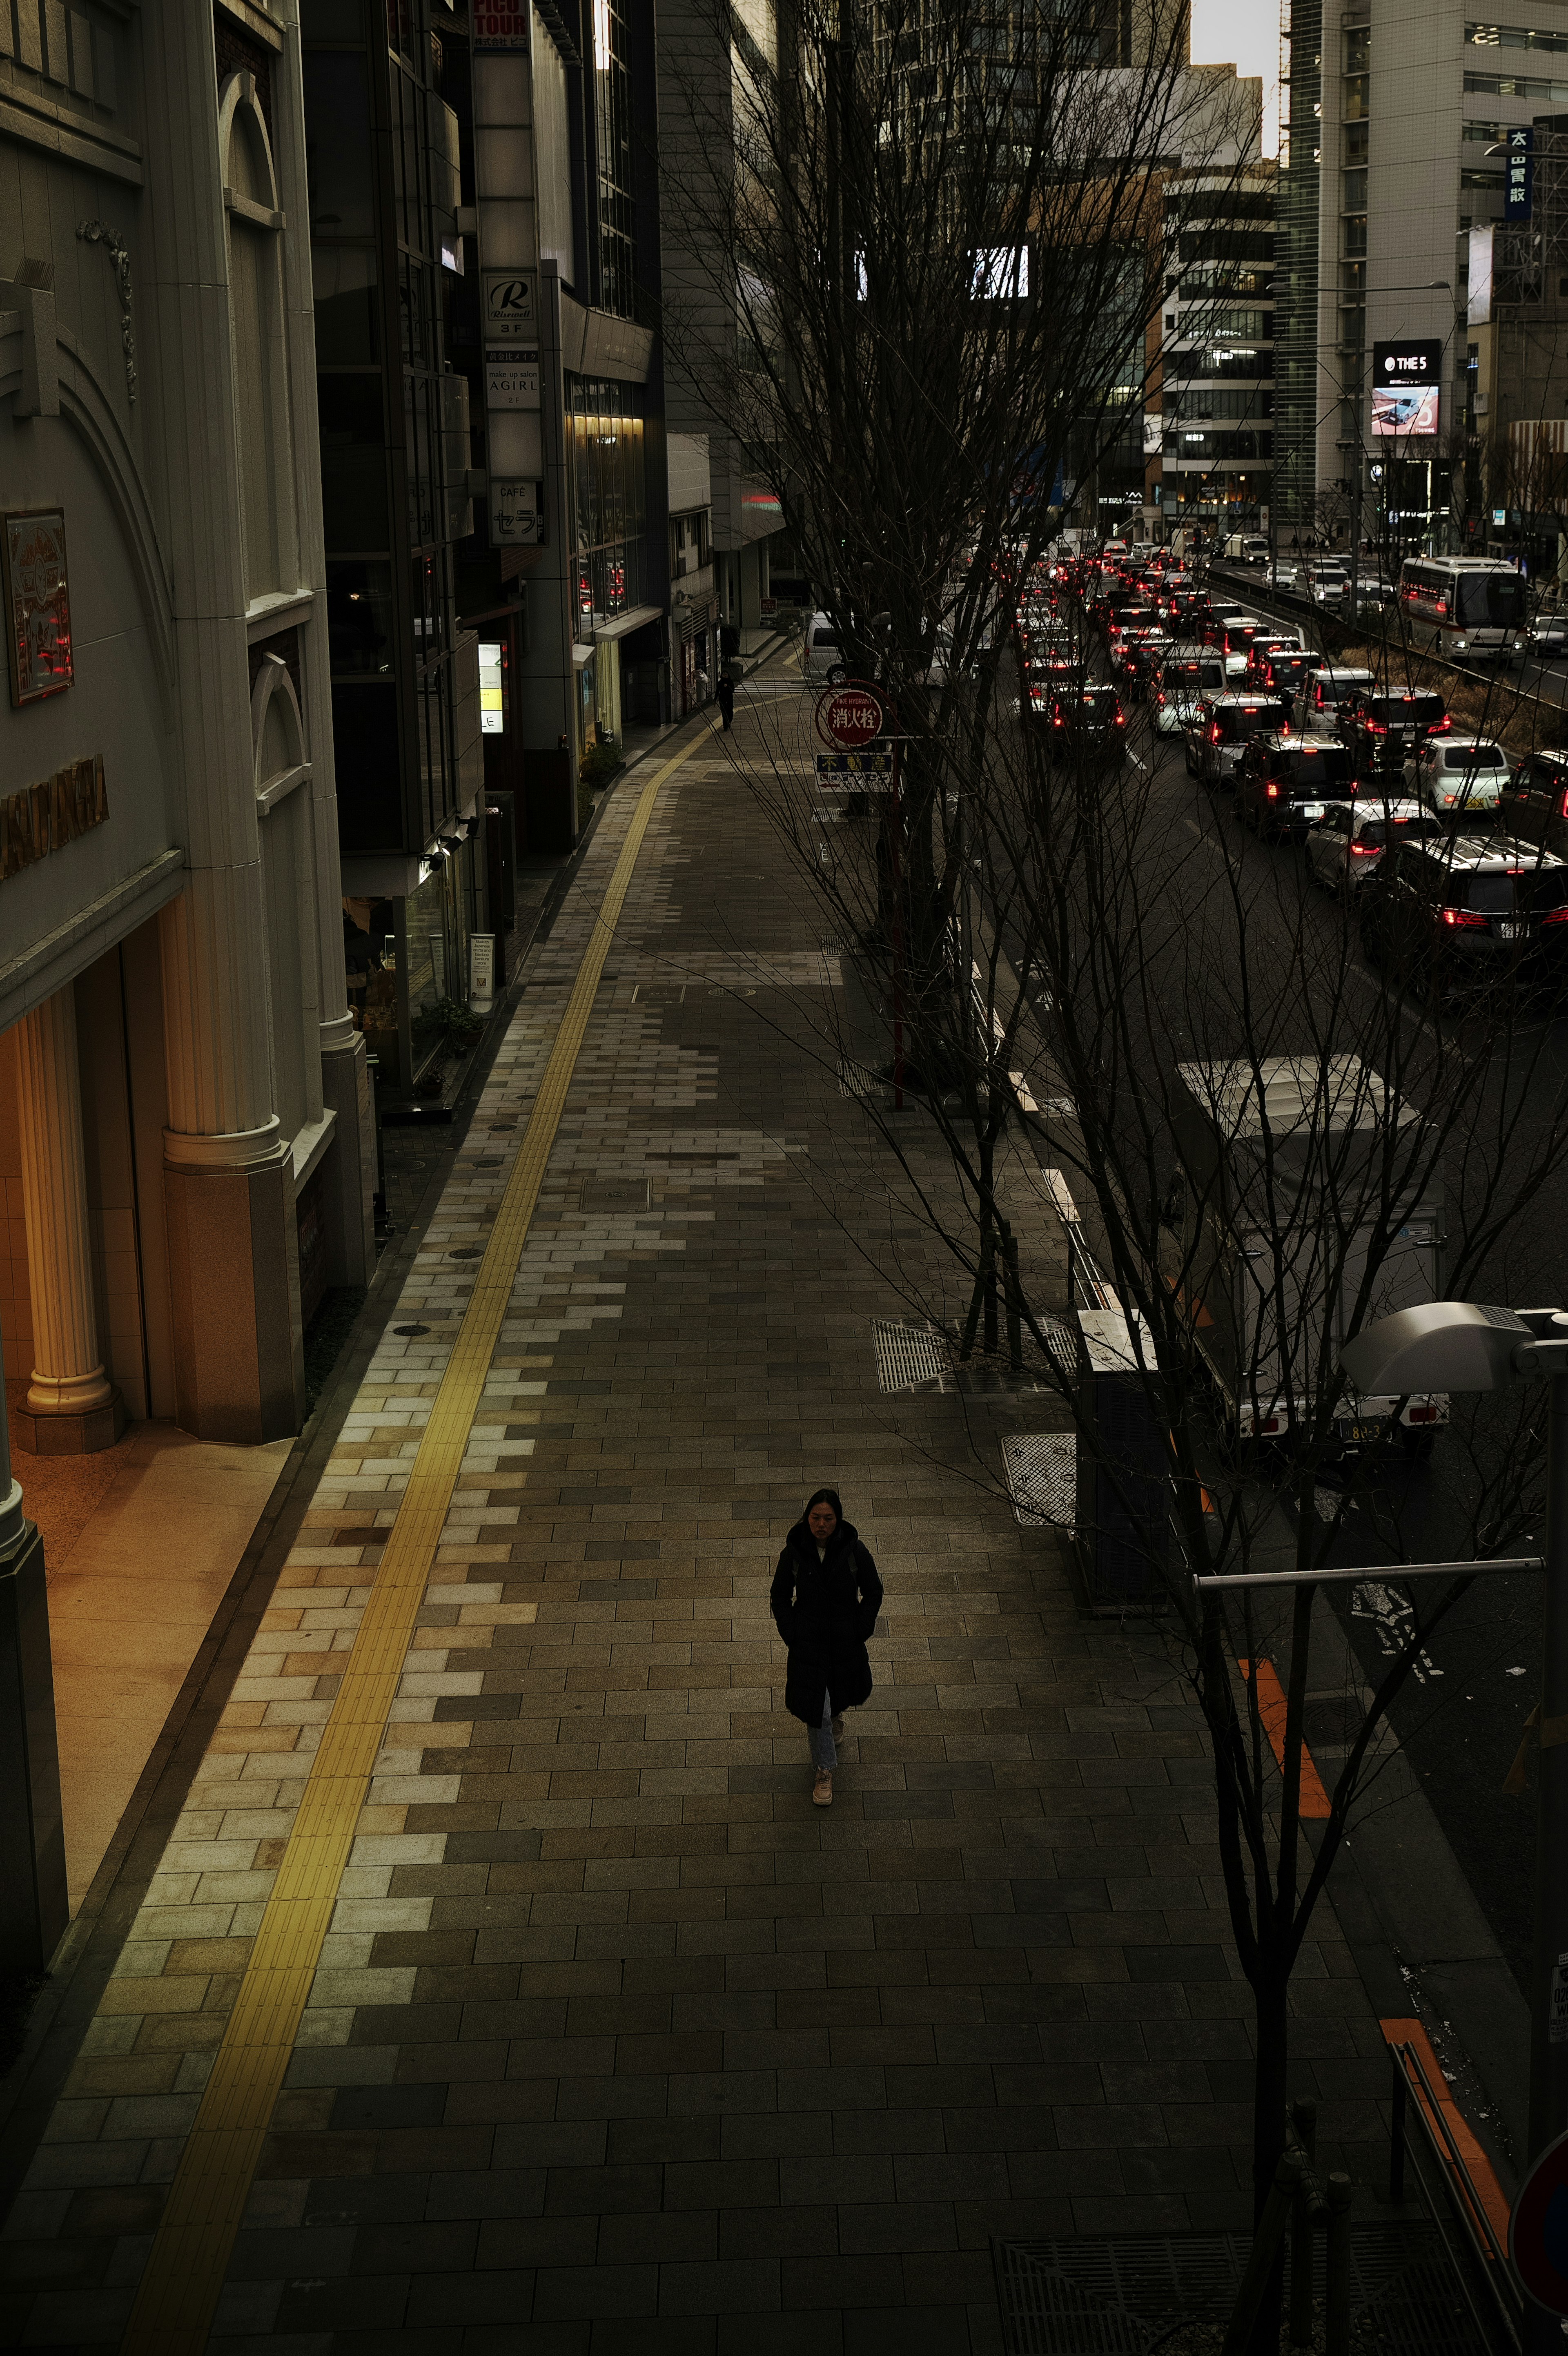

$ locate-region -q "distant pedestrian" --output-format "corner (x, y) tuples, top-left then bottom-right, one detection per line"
(717, 671), (735, 731)
(695, 666), (710, 709)
(770, 1489), (883, 1806)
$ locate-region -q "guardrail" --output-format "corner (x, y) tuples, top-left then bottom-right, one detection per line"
(1387, 2033), (1523, 2354)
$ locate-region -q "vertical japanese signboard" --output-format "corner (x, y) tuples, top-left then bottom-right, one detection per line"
(1506, 126), (1534, 221)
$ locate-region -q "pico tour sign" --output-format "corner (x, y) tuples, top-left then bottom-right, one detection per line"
(1510, 2122), (1568, 2313)
(815, 681), (884, 750)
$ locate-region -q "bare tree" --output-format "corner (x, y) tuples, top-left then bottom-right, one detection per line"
(656, 9), (1568, 2345)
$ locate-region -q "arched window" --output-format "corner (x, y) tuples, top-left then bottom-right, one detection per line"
(220, 74), (298, 602)
(252, 656), (321, 1148)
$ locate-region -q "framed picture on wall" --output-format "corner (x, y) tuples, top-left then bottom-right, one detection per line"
(4, 508), (74, 706)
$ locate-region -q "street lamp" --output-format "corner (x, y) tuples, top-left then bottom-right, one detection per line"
(1340, 1300), (1568, 2345)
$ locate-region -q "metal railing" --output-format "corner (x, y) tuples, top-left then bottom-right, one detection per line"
(1388, 2036), (1523, 2354)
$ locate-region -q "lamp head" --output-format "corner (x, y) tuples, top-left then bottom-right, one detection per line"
(1340, 1302), (1532, 1396)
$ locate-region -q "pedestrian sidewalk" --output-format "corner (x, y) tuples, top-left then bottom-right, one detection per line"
(0, 675), (1399, 2353)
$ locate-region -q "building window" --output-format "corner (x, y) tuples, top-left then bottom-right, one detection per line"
(566, 376), (648, 620)
(221, 74), (297, 603)
(592, 0), (636, 319)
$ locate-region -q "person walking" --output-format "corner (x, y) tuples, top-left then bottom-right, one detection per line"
(717, 669), (736, 731)
(769, 1488), (882, 1805)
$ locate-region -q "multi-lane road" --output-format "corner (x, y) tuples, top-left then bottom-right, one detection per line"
(1004, 584), (1568, 1994)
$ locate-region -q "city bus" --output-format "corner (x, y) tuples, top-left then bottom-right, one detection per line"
(1395, 557), (1528, 662)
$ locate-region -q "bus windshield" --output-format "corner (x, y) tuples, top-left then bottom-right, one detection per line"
(1457, 573), (1526, 627)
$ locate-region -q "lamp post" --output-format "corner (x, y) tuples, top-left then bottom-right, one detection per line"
(1339, 1301), (1568, 2347)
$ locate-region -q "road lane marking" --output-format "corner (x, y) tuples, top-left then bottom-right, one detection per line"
(119, 730), (703, 2356)
(1237, 1657), (1332, 1818)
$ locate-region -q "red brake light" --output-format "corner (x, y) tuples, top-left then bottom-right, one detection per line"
(1114, 711), (1126, 726)
(1266, 782), (1280, 798)
(1441, 907), (1488, 928)
(1542, 905), (1568, 925)
(1208, 724), (1221, 743)
(1349, 841), (1379, 856)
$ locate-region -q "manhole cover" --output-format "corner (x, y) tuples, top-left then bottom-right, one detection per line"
(392, 1324), (430, 1337)
(992, 2228), (1487, 2356)
(577, 1177), (654, 1213)
(1000, 1433), (1076, 1528)
(448, 1246), (484, 1259)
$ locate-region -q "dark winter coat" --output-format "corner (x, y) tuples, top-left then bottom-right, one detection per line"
(769, 1517), (883, 1725)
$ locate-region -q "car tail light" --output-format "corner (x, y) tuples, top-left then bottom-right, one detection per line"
(1208, 724), (1221, 743)
(1114, 710), (1126, 727)
(1266, 782), (1280, 799)
(1407, 1403), (1440, 1424)
(1349, 841), (1379, 856)
(1541, 905), (1568, 925)
(1259, 1415), (1281, 1435)
(1052, 714), (1065, 728)
(1441, 907), (1488, 927)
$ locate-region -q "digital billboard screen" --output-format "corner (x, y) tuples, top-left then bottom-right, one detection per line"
(1372, 340), (1443, 437)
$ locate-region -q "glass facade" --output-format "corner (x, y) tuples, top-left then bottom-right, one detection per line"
(1274, 0), (1322, 533)
(591, 0), (637, 317)
(566, 376), (649, 628)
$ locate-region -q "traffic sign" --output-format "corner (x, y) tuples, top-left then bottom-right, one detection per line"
(1510, 2122), (1568, 2312)
(815, 749), (894, 774)
(815, 681), (884, 750)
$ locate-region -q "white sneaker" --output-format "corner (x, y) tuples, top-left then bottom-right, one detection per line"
(813, 1770), (833, 1806)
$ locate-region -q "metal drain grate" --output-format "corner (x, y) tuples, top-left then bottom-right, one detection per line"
(874, 1320), (952, 1393)
(575, 1177), (655, 1213)
(839, 1057), (889, 1099)
(992, 2228), (1488, 2356)
(1001, 1432), (1076, 1528)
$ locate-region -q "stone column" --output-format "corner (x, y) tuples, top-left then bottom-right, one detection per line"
(138, 0), (305, 1442)
(0, 1314), (69, 1972)
(13, 988), (124, 1456)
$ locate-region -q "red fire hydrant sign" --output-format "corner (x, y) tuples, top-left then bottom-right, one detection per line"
(815, 682), (884, 750)
(1510, 2121), (1568, 2313)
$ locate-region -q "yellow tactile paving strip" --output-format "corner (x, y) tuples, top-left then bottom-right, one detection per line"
(120, 737), (698, 2356)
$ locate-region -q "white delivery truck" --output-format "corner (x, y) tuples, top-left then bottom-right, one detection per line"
(1158, 1055), (1448, 1453)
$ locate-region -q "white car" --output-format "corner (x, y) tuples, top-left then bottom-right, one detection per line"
(1305, 798), (1443, 893)
(1406, 735), (1510, 816)
(1152, 648), (1226, 732)
(1304, 563), (1349, 605)
(803, 612), (848, 680)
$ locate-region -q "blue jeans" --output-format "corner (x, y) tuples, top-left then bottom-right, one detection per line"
(808, 1691), (836, 1770)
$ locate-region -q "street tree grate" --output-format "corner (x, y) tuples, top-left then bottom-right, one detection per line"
(839, 1057), (889, 1100)
(991, 2227), (1489, 2356)
(874, 1320), (952, 1393)
(1001, 1433), (1076, 1528)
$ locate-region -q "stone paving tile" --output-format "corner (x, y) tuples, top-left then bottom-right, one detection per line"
(0, 696), (1400, 2350)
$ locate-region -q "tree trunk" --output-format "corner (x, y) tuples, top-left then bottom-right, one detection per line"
(1247, 1960), (1291, 2356)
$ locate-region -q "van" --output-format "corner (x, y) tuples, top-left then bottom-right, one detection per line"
(803, 613), (847, 680)
(1292, 666), (1373, 736)
(1224, 534), (1270, 565)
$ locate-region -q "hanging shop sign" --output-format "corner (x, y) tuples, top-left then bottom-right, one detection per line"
(0, 753), (108, 882)
(473, 0), (530, 45)
(490, 479), (544, 545)
(4, 507), (72, 707)
(486, 351), (541, 410)
(483, 270), (537, 345)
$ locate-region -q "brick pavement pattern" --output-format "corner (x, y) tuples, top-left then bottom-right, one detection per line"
(0, 684), (1392, 2352)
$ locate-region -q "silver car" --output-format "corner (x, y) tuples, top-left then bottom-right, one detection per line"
(1305, 798), (1441, 894)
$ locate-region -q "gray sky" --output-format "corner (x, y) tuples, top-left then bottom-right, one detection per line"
(1191, 0), (1281, 154)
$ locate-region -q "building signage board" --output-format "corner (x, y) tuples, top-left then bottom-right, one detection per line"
(815, 684), (885, 749)
(1371, 340), (1442, 437)
(4, 508), (72, 706)
(472, 0), (530, 45)
(490, 479), (543, 544)
(1468, 224), (1494, 325)
(0, 754), (108, 881)
(485, 352), (541, 410)
(482, 270), (537, 345)
(1506, 126), (1534, 221)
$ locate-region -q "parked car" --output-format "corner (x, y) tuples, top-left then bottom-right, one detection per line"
(1236, 734), (1356, 840)
(1336, 687), (1450, 779)
(1503, 747), (1568, 855)
(1185, 693), (1289, 786)
(1305, 800), (1442, 893)
(1292, 667), (1374, 736)
(1360, 831), (1568, 986)
(1152, 647), (1227, 733)
(803, 612), (848, 680)
(1405, 734), (1509, 818)
(1039, 682), (1129, 760)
